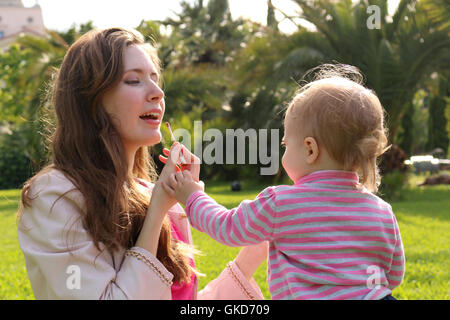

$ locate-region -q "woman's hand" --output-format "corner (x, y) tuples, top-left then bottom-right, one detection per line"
(234, 241), (269, 281)
(150, 142), (184, 214)
(158, 144), (201, 182)
(159, 145), (204, 205)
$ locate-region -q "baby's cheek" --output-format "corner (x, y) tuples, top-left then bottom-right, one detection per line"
(281, 153), (288, 171)
(281, 154), (296, 181)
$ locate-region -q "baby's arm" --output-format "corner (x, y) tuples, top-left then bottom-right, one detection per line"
(164, 172), (269, 281)
(182, 185), (277, 247)
(386, 215), (405, 290)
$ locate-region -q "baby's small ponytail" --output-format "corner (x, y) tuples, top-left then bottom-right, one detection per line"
(352, 129), (390, 193)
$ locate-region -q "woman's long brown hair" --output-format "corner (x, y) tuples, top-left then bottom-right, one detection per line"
(19, 28), (193, 283)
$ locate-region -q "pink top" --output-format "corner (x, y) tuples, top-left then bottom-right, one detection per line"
(186, 170), (405, 300)
(170, 221), (197, 300)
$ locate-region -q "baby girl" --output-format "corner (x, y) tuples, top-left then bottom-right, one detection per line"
(162, 65), (405, 300)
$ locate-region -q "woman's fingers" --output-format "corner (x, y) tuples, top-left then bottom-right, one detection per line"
(158, 143), (182, 179)
(160, 143), (200, 178)
(161, 143), (188, 165)
(159, 154), (181, 171)
(158, 154), (167, 164)
(162, 143), (183, 173)
(159, 155), (181, 171)
(179, 145), (199, 165)
(168, 143), (182, 165)
(176, 145), (200, 182)
(159, 148), (170, 163)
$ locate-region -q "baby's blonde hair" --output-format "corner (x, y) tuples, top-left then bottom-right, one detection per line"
(286, 64), (390, 193)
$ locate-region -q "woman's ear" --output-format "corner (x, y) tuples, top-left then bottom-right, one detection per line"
(304, 137), (319, 164)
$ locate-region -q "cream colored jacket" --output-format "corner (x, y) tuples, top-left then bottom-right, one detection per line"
(17, 169), (264, 300)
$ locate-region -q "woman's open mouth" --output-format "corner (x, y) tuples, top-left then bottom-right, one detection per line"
(139, 110), (162, 125)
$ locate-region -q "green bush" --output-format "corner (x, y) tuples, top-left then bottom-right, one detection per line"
(378, 170), (409, 201)
(378, 144), (410, 201)
(0, 132), (32, 190)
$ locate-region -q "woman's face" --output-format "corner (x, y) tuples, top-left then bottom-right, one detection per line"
(102, 44), (165, 154)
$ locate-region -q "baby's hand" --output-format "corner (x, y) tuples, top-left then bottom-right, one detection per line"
(162, 170), (205, 205)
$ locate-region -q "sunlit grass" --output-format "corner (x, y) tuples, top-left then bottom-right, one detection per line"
(0, 189), (34, 299)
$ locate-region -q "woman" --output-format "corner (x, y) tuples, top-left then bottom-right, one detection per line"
(17, 27), (267, 300)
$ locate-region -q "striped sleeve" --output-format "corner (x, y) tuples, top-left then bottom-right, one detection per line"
(386, 214), (405, 290)
(185, 188), (278, 246)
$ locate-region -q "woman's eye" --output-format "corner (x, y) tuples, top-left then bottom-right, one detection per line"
(125, 79), (140, 85)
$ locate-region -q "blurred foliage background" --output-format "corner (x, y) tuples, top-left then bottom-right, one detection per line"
(0, 0), (449, 197)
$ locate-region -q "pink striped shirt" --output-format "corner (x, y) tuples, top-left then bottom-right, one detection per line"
(185, 170), (405, 300)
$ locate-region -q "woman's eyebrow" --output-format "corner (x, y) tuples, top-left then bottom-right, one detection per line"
(125, 68), (143, 73)
(124, 68), (158, 76)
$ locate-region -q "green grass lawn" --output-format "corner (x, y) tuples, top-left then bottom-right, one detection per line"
(1, 173), (449, 300)
(0, 189), (34, 299)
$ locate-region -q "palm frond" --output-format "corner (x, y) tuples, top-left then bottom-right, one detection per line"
(422, 0), (450, 32)
(386, 0), (416, 40)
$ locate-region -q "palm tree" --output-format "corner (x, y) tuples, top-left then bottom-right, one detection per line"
(422, 0), (450, 31)
(244, 0), (450, 140)
(148, 0), (272, 128)
(158, 0), (253, 68)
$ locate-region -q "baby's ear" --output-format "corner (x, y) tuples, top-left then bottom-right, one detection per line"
(304, 137), (319, 164)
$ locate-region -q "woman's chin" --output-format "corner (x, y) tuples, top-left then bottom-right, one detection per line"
(142, 132), (162, 147)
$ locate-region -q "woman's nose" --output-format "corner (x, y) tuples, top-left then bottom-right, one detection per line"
(147, 81), (164, 104)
